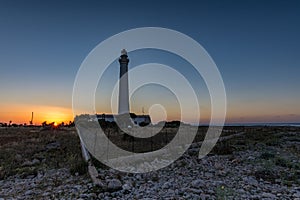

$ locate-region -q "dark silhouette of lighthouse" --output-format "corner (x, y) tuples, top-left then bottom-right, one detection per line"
(118, 49), (130, 115)
(97, 49), (151, 127)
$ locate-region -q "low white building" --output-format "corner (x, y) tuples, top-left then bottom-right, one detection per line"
(97, 113), (151, 126)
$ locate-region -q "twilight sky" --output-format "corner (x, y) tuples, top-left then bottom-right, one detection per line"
(0, 0), (300, 124)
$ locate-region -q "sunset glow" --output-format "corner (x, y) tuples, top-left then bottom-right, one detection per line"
(0, 103), (73, 125)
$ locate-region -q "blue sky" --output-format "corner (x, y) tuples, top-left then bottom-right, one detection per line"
(0, 0), (300, 124)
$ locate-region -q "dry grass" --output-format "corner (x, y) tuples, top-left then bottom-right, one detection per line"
(0, 127), (86, 179)
(1, 125), (299, 183)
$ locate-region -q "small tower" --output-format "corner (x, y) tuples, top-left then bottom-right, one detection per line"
(118, 49), (130, 114)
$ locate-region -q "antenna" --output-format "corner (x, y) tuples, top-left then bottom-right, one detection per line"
(30, 112), (33, 125)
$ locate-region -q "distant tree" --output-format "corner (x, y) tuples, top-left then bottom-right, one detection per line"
(9, 120), (12, 126)
(42, 121), (47, 127)
(11, 123), (18, 127)
(68, 121), (75, 127)
(166, 121), (181, 128)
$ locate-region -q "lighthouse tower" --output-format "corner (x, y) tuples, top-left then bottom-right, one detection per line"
(118, 49), (130, 115)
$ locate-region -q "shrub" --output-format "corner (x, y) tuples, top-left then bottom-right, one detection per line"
(259, 152), (275, 160)
(253, 168), (278, 183)
(274, 157), (292, 168)
(215, 185), (235, 199)
(69, 154), (88, 175)
(212, 140), (234, 155)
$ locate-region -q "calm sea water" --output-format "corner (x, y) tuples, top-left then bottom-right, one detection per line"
(224, 123), (300, 127)
(195, 123), (300, 127)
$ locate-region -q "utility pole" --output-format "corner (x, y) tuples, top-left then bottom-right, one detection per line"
(30, 112), (34, 125)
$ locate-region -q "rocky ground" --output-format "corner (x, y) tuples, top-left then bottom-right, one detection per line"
(0, 127), (299, 199)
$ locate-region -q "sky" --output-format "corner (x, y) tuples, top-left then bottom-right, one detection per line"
(0, 0), (300, 124)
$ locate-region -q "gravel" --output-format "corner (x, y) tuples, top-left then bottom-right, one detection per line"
(0, 131), (299, 199)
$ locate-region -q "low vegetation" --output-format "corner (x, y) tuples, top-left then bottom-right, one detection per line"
(0, 125), (299, 189)
(0, 127), (87, 179)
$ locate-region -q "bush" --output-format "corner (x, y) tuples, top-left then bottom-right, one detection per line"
(274, 157), (292, 168)
(259, 152), (275, 160)
(212, 140), (234, 155)
(253, 168), (278, 183)
(70, 160), (88, 175)
(69, 154), (88, 175)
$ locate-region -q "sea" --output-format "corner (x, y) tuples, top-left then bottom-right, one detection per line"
(224, 123), (300, 127)
(195, 123), (300, 127)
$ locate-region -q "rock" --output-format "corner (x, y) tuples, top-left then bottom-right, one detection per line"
(21, 160), (33, 167)
(204, 172), (213, 178)
(243, 176), (258, 186)
(42, 192), (50, 196)
(0, 130), (299, 199)
(294, 191), (300, 198)
(79, 194), (89, 198)
(191, 179), (205, 189)
(162, 181), (171, 189)
(247, 156), (255, 160)
(135, 193), (143, 199)
(188, 148), (199, 156)
(199, 194), (207, 200)
(15, 154), (22, 161)
(31, 158), (40, 165)
(21, 159), (39, 167)
(25, 190), (34, 195)
(45, 141), (61, 151)
(214, 162), (223, 170)
(89, 193), (97, 198)
(135, 174), (142, 180)
(216, 170), (227, 177)
(21, 158), (40, 167)
(166, 189), (175, 196)
(237, 189), (246, 194)
(262, 192), (276, 199)
(207, 189), (215, 194)
(188, 188), (203, 194)
(107, 179), (122, 192)
(178, 189), (184, 195)
(98, 193), (105, 199)
(122, 183), (132, 191)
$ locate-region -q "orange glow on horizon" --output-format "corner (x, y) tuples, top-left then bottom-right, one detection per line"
(0, 103), (73, 125)
(1, 101), (299, 125)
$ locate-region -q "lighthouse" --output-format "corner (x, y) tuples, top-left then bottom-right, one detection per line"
(118, 49), (130, 115)
(96, 49), (151, 126)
